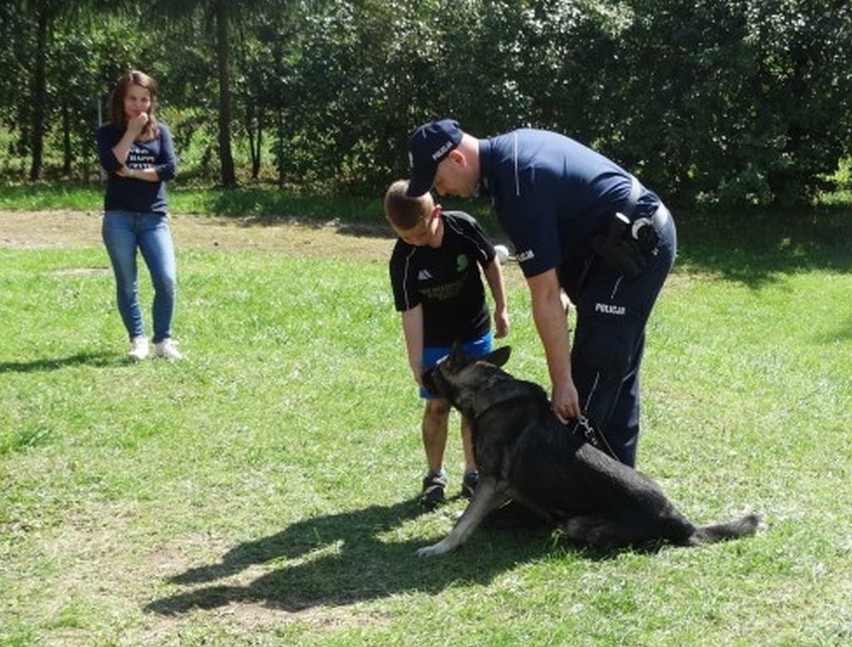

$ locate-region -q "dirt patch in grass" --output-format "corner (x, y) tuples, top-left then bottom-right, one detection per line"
(0, 210), (397, 262)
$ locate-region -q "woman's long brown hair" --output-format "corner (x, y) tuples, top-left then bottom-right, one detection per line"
(108, 70), (160, 139)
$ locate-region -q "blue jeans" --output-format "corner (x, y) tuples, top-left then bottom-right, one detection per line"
(102, 211), (177, 343)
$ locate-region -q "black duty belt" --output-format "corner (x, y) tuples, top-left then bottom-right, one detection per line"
(625, 174), (670, 236)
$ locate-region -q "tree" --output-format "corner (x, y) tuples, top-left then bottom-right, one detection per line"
(1, 0), (850, 206)
(598, 0), (852, 206)
(9, 0), (70, 181)
(746, 0), (852, 204)
(1, 0), (131, 181)
(149, 0), (289, 188)
(212, 0), (236, 188)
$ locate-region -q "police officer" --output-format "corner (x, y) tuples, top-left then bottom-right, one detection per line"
(406, 119), (677, 467)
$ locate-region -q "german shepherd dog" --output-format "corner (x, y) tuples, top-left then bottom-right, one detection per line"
(417, 345), (760, 557)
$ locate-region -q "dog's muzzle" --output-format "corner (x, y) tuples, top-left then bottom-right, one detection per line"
(421, 367), (440, 396)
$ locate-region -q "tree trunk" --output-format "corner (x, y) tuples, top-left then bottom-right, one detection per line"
(28, 9), (50, 181)
(247, 102), (263, 181)
(215, 0), (237, 188)
(62, 103), (73, 175)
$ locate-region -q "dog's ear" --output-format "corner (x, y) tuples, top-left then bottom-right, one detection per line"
(441, 342), (469, 372)
(485, 346), (511, 367)
(447, 341), (466, 364)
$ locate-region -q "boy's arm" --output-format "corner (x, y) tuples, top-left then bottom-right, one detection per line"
(484, 259), (510, 339)
(401, 305), (425, 387)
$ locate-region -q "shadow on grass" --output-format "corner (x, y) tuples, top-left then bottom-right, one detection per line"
(814, 315), (852, 343)
(239, 216), (396, 242)
(655, 207), (851, 288)
(145, 498), (557, 615)
(0, 351), (118, 374)
(206, 195), (852, 288)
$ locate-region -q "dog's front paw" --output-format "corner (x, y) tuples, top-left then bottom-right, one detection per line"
(416, 542), (450, 558)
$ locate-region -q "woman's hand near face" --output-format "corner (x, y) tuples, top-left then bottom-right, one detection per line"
(127, 112), (149, 137)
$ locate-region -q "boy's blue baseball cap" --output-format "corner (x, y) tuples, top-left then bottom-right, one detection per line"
(406, 118), (463, 197)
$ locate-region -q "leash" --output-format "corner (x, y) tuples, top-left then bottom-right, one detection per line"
(572, 414), (618, 460)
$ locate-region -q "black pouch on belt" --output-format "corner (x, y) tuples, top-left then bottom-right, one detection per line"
(588, 212), (647, 279)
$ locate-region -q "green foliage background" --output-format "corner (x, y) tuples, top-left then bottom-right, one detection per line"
(1, 0), (851, 206)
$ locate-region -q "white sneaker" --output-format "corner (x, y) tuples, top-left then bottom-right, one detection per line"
(128, 336), (149, 361)
(154, 338), (183, 360)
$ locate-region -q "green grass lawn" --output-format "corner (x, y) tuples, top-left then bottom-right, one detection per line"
(1, 204), (850, 646)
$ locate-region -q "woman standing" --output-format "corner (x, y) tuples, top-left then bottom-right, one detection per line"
(96, 70), (182, 360)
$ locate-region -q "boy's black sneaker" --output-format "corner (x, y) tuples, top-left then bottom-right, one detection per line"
(419, 471), (447, 510)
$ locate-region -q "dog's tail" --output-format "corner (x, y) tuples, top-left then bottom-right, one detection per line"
(690, 513), (761, 545)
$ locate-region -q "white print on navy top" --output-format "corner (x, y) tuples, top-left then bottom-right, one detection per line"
(128, 145), (155, 168)
(595, 302), (626, 316)
(516, 249), (535, 262)
(418, 269), (433, 281)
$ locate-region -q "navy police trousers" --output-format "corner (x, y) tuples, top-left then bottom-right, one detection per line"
(560, 210), (677, 467)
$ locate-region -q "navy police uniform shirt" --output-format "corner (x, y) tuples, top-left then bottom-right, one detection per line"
(478, 129), (661, 278)
(389, 211), (495, 346)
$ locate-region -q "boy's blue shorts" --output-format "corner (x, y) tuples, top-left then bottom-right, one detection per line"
(420, 331), (493, 399)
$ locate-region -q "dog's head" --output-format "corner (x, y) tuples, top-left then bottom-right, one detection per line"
(422, 344), (512, 410)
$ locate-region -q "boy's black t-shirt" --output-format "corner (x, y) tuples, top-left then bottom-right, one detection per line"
(389, 211), (496, 346)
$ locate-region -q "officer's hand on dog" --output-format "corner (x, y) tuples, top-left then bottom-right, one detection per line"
(552, 379), (580, 422)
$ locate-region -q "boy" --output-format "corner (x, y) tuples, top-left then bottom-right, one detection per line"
(384, 179), (510, 509)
